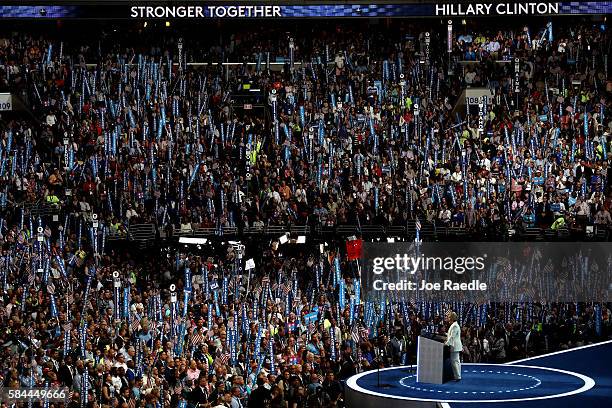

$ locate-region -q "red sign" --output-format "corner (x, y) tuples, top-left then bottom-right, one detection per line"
(346, 239), (363, 261)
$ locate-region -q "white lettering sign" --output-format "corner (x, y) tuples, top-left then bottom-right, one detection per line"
(435, 2), (560, 16)
(130, 5), (282, 18)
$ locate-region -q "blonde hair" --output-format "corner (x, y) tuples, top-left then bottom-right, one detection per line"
(447, 311), (458, 322)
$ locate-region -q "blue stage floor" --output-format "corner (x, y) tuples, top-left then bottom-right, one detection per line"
(446, 340), (612, 408)
(346, 340), (612, 407)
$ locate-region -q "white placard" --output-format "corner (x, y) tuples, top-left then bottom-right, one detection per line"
(0, 93), (12, 111)
(465, 88), (496, 105)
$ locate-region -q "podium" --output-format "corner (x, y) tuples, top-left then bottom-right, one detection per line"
(416, 335), (453, 384)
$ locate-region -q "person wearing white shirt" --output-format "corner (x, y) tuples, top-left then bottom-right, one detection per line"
(46, 113), (57, 127)
(451, 169), (463, 183)
(295, 187), (307, 204)
(445, 311), (463, 381)
(125, 205), (138, 220)
(334, 53), (345, 70)
(480, 156), (491, 171)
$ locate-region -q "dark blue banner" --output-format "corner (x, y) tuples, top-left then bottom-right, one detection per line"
(0, 2), (611, 19)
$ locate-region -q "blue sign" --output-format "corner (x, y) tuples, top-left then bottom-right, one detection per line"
(304, 311), (318, 325)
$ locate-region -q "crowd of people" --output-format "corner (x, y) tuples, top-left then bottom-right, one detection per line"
(0, 18), (610, 408)
(0, 20), (610, 234)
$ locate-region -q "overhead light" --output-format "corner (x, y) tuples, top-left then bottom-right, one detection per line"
(387, 238), (396, 243)
(179, 237), (208, 245)
(143, 22), (148, 28)
(165, 21), (171, 27)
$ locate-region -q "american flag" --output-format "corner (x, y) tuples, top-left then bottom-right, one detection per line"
(217, 352), (230, 366)
(26, 325), (34, 337)
(359, 326), (369, 340)
(415, 217), (421, 232)
(189, 330), (205, 346)
(130, 317), (141, 333)
(350, 325), (359, 343)
(543, 261), (554, 274)
(281, 283), (291, 296)
(27, 266), (35, 285)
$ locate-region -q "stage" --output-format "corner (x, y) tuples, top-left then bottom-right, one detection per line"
(345, 340), (612, 408)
